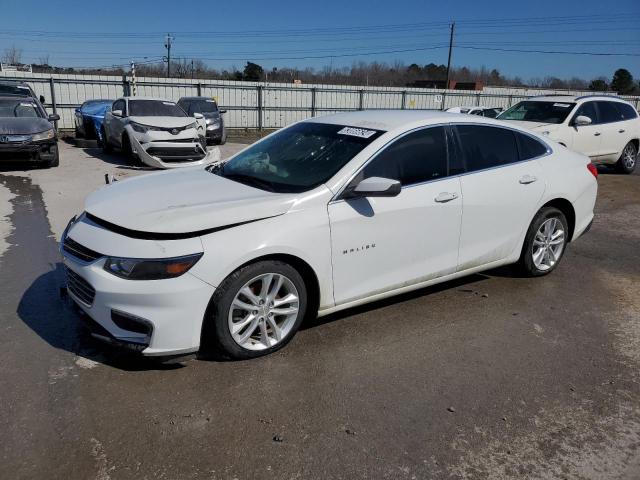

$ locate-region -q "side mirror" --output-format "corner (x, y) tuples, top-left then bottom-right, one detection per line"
(194, 112), (204, 119)
(219, 109), (227, 114)
(111, 109), (123, 118)
(346, 177), (401, 198)
(48, 114), (60, 122)
(39, 95), (46, 104)
(574, 115), (592, 126)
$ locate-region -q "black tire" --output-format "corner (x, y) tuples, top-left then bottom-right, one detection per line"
(74, 126), (83, 139)
(201, 260), (308, 360)
(218, 128), (227, 145)
(616, 141), (637, 174)
(101, 127), (112, 153)
(42, 146), (60, 168)
(518, 207), (569, 277)
(121, 132), (137, 165)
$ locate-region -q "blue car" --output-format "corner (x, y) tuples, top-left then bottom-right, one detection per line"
(74, 99), (113, 143)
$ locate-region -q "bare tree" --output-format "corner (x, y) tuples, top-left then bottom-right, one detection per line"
(2, 45), (23, 65)
(37, 54), (50, 66)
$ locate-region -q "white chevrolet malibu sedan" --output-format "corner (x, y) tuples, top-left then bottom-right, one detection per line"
(61, 111), (597, 360)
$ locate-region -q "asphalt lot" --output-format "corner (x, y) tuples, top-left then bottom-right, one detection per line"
(0, 140), (639, 480)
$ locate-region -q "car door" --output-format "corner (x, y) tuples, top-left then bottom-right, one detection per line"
(454, 124), (546, 271)
(328, 125), (463, 306)
(569, 101), (602, 157)
(596, 101), (628, 160)
(107, 99), (126, 146)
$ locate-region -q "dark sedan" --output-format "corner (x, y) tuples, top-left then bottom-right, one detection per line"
(178, 96), (227, 145)
(0, 96), (60, 168)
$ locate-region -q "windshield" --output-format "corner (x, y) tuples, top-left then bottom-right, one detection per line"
(498, 101), (576, 124)
(216, 122), (384, 193)
(184, 99), (218, 114)
(128, 100), (187, 117)
(0, 99), (42, 118)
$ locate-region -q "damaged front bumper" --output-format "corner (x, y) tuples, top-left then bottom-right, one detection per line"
(129, 132), (219, 169)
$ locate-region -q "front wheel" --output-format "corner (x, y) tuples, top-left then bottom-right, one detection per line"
(518, 207), (569, 276)
(616, 142), (637, 174)
(202, 261), (307, 359)
(101, 127), (112, 153)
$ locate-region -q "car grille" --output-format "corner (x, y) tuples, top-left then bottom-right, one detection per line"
(145, 146), (206, 161)
(65, 267), (96, 306)
(62, 236), (102, 262)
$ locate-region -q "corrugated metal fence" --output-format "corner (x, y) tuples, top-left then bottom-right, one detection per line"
(2, 72), (639, 131)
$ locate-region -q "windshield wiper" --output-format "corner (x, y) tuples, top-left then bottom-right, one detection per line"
(218, 172), (276, 192)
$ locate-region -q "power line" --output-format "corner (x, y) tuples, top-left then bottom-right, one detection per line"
(456, 46), (640, 56)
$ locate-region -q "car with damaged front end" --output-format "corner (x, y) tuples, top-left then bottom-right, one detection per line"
(101, 97), (215, 169)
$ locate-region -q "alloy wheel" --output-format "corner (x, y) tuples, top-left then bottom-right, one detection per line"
(228, 273), (300, 350)
(623, 143), (637, 170)
(532, 217), (566, 271)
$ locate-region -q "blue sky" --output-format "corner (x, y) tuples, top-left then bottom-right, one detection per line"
(1, 0), (639, 82)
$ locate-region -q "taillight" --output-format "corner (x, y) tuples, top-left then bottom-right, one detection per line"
(587, 163), (598, 179)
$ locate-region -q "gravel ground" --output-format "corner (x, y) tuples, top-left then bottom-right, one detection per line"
(0, 140), (639, 480)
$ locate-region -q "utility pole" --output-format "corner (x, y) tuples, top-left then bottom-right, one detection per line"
(445, 22), (455, 90)
(164, 34), (174, 77)
(130, 61), (137, 96)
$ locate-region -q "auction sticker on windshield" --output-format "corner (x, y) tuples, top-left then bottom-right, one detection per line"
(337, 126), (378, 139)
(553, 103), (572, 107)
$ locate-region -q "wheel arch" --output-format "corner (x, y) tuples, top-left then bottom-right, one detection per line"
(217, 253), (321, 323)
(540, 198), (576, 241)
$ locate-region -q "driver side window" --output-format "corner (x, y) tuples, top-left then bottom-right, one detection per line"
(112, 100), (125, 116)
(361, 126), (448, 186)
(573, 102), (598, 125)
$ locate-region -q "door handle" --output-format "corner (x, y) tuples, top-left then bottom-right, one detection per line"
(594, 132), (601, 136)
(434, 192), (458, 203)
(519, 175), (538, 185)
(619, 129), (626, 133)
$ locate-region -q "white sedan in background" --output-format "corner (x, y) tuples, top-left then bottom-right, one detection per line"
(101, 96), (215, 169)
(62, 111), (597, 360)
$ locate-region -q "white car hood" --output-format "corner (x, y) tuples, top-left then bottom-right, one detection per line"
(84, 168), (297, 236)
(127, 116), (196, 128)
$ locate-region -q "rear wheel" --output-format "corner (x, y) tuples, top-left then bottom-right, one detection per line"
(518, 207), (569, 276)
(616, 141), (637, 174)
(202, 260), (307, 359)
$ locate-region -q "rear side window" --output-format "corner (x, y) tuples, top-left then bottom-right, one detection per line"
(596, 101), (623, 123)
(455, 125), (519, 172)
(615, 102), (638, 120)
(516, 132), (548, 160)
(362, 126), (448, 186)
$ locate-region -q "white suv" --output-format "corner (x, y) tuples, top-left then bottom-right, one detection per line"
(499, 95), (639, 173)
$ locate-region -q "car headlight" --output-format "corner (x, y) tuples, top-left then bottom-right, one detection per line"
(32, 129), (55, 141)
(187, 122), (197, 129)
(103, 253), (203, 280)
(130, 122), (151, 133)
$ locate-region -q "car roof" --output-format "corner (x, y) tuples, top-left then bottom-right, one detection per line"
(122, 96), (178, 102)
(526, 94), (631, 104)
(178, 96), (216, 101)
(304, 109), (506, 131)
(0, 95), (35, 101)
